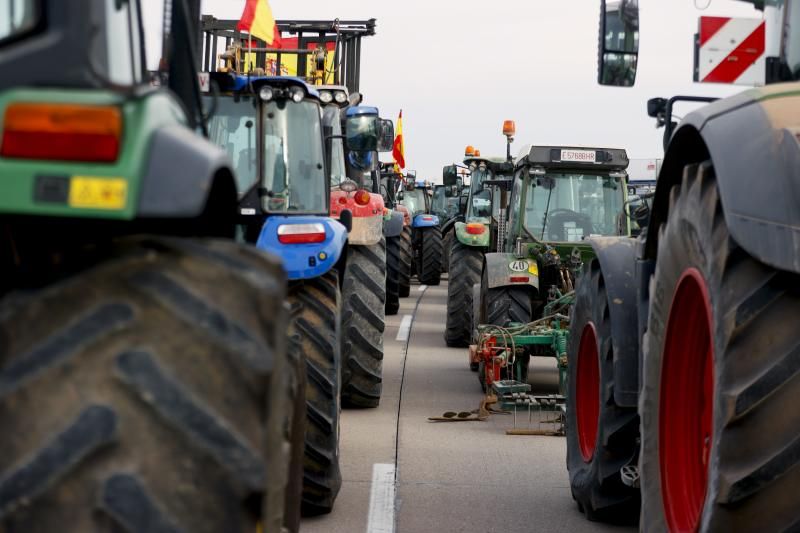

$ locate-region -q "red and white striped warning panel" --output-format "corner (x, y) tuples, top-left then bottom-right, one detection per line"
(695, 16), (765, 86)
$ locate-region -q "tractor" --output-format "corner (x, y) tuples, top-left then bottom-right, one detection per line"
(0, 1), (304, 532)
(399, 177), (444, 286)
(564, 1), (800, 530)
(432, 177), (468, 273)
(444, 127), (516, 347)
(198, 17), (383, 514)
(471, 145), (630, 399)
(380, 162), (414, 302)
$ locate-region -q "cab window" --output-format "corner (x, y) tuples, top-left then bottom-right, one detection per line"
(0, 0), (39, 42)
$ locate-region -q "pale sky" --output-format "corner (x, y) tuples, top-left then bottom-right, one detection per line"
(143, 0), (762, 181)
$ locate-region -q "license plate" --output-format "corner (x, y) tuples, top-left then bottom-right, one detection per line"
(69, 177), (127, 210)
(560, 149), (596, 163)
(509, 260), (529, 272)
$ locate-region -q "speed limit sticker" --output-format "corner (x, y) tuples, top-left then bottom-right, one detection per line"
(509, 260), (529, 272)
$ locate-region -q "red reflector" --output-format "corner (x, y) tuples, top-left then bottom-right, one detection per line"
(354, 189), (371, 206)
(509, 276), (529, 283)
(277, 223), (326, 244)
(465, 223), (485, 235)
(1, 103), (122, 162)
(338, 196), (348, 205)
(422, 215), (434, 221)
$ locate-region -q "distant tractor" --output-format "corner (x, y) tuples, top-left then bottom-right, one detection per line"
(399, 178), (443, 286)
(380, 162), (414, 310)
(471, 146), (630, 395)
(565, 1), (800, 530)
(432, 179), (467, 273)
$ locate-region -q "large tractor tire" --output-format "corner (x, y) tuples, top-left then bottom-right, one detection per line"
(341, 240), (386, 408)
(287, 272), (342, 515)
(441, 229), (453, 273)
(566, 257), (639, 522)
(477, 271), (532, 389)
(398, 226), (413, 297)
(640, 162), (800, 532)
(418, 227), (443, 286)
(385, 236), (401, 315)
(444, 242), (483, 347)
(0, 237), (301, 533)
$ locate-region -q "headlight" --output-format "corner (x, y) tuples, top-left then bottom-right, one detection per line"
(334, 91), (348, 104)
(340, 179), (358, 192)
(290, 87), (305, 103)
(319, 91), (333, 104)
(259, 86), (274, 101)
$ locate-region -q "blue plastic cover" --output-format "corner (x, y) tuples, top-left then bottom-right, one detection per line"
(412, 213), (440, 228)
(346, 105), (379, 117)
(256, 216), (347, 280)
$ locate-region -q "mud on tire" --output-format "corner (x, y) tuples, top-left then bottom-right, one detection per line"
(444, 242), (483, 347)
(640, 161), (800, 532)
(341, 240), (386, 408)
(0, 237), (301, 533)
(287, 271), (342, 515)
(566, 257), (639, 522)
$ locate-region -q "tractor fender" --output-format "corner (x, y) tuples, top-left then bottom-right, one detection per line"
(441, 214), (463, 236)
(584, 236), (639, 408)
(383, 210), (404, 238)
(647, 84), (800, 274)
(454, 221), (490, 248)
(483, 252), (540, 292)
(255, 216), (347, 281)
(138, 125), (235, 219)
(412, 214), (439, 228)
(346, 214), (383, 245)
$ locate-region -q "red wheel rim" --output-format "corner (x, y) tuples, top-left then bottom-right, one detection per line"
(659, 268), (714, 532)
(576, 322), (600, 462)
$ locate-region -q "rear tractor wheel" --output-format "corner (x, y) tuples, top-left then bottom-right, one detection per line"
(418, 227), (443, 286)
(385, 236), (402, 315)
(398, 226), (412, 297)
(444, 242), (483, 347)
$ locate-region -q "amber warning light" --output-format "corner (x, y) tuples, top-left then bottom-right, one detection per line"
(503, 120), (516, 138)
(1, 103), (122, 162)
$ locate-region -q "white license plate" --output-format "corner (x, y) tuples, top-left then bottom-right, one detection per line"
(560, 149), (596, 163)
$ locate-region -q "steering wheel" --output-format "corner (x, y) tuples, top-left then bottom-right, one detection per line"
(545, 209), (595, 239)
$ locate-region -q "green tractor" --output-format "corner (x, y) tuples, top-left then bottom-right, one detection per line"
(432, 178), (468, 273)
(471, 146), (630, 395)
(444, 145), (515, 347)
(0, 1), (303, 532)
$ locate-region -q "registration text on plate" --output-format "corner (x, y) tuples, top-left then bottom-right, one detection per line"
(560, 149), (596, 163)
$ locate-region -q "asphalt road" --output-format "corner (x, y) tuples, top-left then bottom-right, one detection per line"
(301, 278), (637, 533)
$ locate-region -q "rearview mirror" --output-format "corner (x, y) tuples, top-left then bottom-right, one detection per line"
(598, 0), (639, 87)
(377, 119), (394, 152)
(442, 164), (458, 186)
(346, 115), (379, 152)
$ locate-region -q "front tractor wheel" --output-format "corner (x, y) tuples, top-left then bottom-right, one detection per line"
(417, 227), (443, 286)
(341, 240), (387, 408)
(566, 257), (639, 522)
(640, 161), (800, 532)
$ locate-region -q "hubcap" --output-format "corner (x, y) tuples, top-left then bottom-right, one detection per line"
(659, 268), (714, 532)
(576, 323), (600, 462)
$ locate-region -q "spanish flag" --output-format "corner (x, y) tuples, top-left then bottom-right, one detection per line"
(393, 110), (405, 169)
(237, 0), (282, 47)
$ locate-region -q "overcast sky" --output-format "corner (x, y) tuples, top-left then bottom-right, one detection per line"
(143, 0), (761, 181)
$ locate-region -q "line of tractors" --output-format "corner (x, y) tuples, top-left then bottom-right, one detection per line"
(441, 1), (800, 531)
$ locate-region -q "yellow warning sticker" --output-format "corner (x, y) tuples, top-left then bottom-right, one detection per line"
(68, 177), (127, 210)
(528, 262), (539, 276)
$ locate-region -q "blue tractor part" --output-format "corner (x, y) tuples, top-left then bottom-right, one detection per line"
(412, 213), (440, 228)
(256, 216), (348, 280)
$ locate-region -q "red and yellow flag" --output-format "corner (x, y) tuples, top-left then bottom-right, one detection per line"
(393, 110), (405, 169)
(237, 0), (282, 47)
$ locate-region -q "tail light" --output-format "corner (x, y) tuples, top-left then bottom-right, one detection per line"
(1, 103), (122, 162)
(277, 223), (326, 244)
(354, 190), (371, 206)
(465, 223), (485, 235)
(422, 215), (434, 221)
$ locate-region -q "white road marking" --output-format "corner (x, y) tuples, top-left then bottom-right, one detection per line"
(418, 284), (428, 292)
(396, 315), (412, 342)
(366, 463), (396, 533)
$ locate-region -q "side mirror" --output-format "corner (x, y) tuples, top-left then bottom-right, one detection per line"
(442, 164), (458, 186)
(345, 115), (379, 152)
(340, 209), (353, 232)
(377, 119), (394, 152)
(598, 0), (639, 87)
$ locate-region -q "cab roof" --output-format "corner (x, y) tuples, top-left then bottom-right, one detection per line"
(516, 145), (629, 171)
(209, 72), (320, 99)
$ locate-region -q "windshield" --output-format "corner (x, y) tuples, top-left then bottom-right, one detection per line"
(401, 189), (428, 216)
(261, 99), (327, 213)
(205, 95), (258, 194)
(323, 106), (347, 187)
(0, 0), (39, 43)
(468, 166), (493, 219)
(523, 173), (624, 242)
(432, 186), (447, 214)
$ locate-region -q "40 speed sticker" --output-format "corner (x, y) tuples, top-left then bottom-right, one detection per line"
(509, 260), (529, 272)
